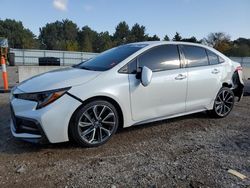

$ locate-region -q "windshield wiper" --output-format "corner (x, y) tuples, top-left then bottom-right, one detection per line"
(80, 66), (92, 70)
(73, 65), (93, 71)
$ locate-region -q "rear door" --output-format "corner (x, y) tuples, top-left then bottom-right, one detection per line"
(128, 45), (188, 122)
(180, 45), (222, 112)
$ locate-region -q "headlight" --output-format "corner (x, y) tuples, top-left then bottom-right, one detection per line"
(14, 87), (71, 109)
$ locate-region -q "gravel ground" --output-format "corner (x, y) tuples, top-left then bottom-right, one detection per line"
(0, 92), (250, 188)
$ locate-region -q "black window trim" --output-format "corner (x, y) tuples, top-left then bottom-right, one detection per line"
(118, 57), (138, 74)
(177, 45), (186, 68)
(118, 44), (183, 74)
(205, 49), (211, 65)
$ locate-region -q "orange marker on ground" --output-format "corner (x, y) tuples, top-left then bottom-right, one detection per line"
(1, 55), (8, 90)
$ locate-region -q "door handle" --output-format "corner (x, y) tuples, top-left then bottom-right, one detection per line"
(212, 69), (220, 74)
(175, 74), (187, 80)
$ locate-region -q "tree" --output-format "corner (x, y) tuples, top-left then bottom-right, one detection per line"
(94, 32), (113, 52)
(203, 32), (232, 54)
(128, 23), (147, 42)
(113, 21), (130, 45)
(4, 18), (250, 56)
(62, 19), (79, 51)
(78, 26), (98, 52)
(234, 38), (250, 47)
(229, 44), (250, 57)
(39, 19), (79, 50)
(228, 38), (250, 57)
(39, 21), (62, 50)
(0, 19), (38, 49)
(181, 36), (199, 43)
(147, 34), (160, 41)
(172, 32), (182, 41)
(163, 35), (170, 41)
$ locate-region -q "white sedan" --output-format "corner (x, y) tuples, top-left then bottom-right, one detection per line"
(10, 41), (244, 147)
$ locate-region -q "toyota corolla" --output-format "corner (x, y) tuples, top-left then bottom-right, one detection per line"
(10, 41), (244, 147)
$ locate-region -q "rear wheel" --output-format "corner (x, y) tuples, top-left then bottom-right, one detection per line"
(70, 100), (119, 147)
(209, 87), (235, 118)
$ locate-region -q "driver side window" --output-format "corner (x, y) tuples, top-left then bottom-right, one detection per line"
(138, 45), (180, 72)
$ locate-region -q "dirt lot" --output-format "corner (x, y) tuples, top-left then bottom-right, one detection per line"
(0, 92), (249, 188)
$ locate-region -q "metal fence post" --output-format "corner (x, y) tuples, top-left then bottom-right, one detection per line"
(63, 51), (65, 66)
(22, 49), (25, 65)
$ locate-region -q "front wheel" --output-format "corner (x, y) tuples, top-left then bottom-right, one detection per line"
(209, 87), (235, 118)
(69, 100), (119, 147)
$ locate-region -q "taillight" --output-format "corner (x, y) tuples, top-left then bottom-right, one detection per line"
(236, 66), (242, 71)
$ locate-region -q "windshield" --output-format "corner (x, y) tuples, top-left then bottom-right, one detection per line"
(74, 44), (147, 71)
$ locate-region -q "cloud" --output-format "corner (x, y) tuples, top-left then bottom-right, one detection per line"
(53, 0), (68, 11)
(83, 5), (93, 12)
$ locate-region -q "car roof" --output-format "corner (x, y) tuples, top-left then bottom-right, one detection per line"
(125, 41), (230, 62)
(130, 41), (228, 57)
(129, 41), (207, 48)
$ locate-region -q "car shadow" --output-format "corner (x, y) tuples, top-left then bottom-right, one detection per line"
(116, 111), (210, 134)
(0, 111), (211, 155)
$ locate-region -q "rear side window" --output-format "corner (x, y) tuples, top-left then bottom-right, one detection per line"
(182, 45), (209, 67)
(138, 45), (180, 72)
(206, 50), (219, 65)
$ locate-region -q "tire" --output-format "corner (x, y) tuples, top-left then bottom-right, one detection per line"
(69, 100), (119, 147)
(209, 87), (235, 118)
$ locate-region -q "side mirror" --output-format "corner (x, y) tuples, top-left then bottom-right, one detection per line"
(141, 66), (152, 87)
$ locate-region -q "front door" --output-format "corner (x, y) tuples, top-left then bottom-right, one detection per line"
(129, 44), (187, 122)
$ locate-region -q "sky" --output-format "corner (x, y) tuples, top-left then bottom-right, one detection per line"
(0, 0), (249, 40)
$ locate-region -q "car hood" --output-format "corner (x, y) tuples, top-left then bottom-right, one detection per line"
(15, 67), (102, 93)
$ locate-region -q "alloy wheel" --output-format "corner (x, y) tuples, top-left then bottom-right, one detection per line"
(77, 104), (117, 145)
(214, 89), (234, 117)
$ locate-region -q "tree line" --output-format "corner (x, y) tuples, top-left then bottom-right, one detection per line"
(0, 19), (250, 56)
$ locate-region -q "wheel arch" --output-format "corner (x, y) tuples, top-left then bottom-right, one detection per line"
(68, 95), (124, 140)
(209, 86), (235, 118)
(219, 73), (243, 102)
(222, 82), (232, 88)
